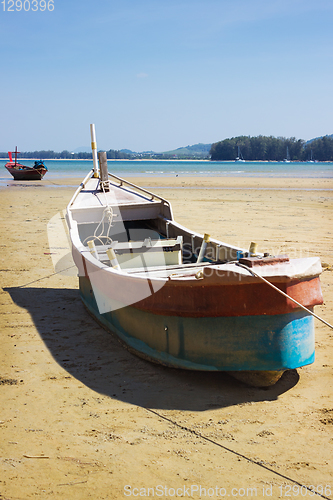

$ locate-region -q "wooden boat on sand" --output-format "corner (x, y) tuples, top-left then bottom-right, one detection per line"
(66, 126), (323, 387)
(5, 148), (47, 180)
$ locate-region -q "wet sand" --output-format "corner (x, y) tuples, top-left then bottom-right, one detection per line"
(1, 175), (332, 499)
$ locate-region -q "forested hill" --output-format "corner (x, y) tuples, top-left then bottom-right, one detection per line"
(1, 135), (333, 161)
(160, 143), (211, 157)
(210, 135), (333, 162)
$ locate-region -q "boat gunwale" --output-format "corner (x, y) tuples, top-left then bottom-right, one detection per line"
(107, 171), (172, 209)
(68, 170), (172, 211)
(5, 163), (46, 171)
(75, 242), (322, 285)
(67, 172), (323, 285)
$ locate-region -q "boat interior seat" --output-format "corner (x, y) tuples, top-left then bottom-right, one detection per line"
(89, 236), (183, 269)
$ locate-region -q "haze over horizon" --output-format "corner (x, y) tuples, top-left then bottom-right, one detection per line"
(1, 0), (332, 153)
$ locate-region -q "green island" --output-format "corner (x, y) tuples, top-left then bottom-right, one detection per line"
(1, 134), (332, 161)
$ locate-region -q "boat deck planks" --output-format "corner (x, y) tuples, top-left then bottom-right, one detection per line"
(74, 178), (161, 210)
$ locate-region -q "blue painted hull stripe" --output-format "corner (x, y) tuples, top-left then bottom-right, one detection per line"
(80, 277), (315, 372)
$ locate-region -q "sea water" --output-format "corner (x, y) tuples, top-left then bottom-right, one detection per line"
(1, 159), (333, 183)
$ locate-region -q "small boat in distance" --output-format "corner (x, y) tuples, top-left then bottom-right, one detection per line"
(235, 146), (245, 162)
(308, 149), (317, 163)
(66, 125), (324, 387)
(4, 147), (47, 180)
(283, 146), (290, 163)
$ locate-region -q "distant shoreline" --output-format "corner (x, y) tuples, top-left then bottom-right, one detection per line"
(1, 158), (333, 163)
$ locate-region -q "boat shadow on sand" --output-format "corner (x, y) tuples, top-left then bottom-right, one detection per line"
(6, 286), (299, 411)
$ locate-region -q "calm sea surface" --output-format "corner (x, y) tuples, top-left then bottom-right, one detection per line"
(1, 159), (333, 184)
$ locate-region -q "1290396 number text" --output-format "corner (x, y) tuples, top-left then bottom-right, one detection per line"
(2, 0), (54, 11)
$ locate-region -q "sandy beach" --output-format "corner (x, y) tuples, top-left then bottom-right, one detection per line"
(1, 174), (332, 499)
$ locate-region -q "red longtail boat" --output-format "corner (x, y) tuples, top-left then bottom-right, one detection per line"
(5, 147), (47, 180)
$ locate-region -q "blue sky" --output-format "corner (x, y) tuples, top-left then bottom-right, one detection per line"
(1, 0), (332, 152)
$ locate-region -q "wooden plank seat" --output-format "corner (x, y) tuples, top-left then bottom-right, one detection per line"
(87, 236), (183, 269)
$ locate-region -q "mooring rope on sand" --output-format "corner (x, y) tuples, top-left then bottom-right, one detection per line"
(145, 408), (332, 500)
(16, 265), (76, 288)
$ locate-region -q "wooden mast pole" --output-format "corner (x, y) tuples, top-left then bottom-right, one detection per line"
(90, 124), (99, 178)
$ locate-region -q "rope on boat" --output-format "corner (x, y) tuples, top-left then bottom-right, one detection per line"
(236, 262), (333, 330)
(82, 182), (114, 247)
